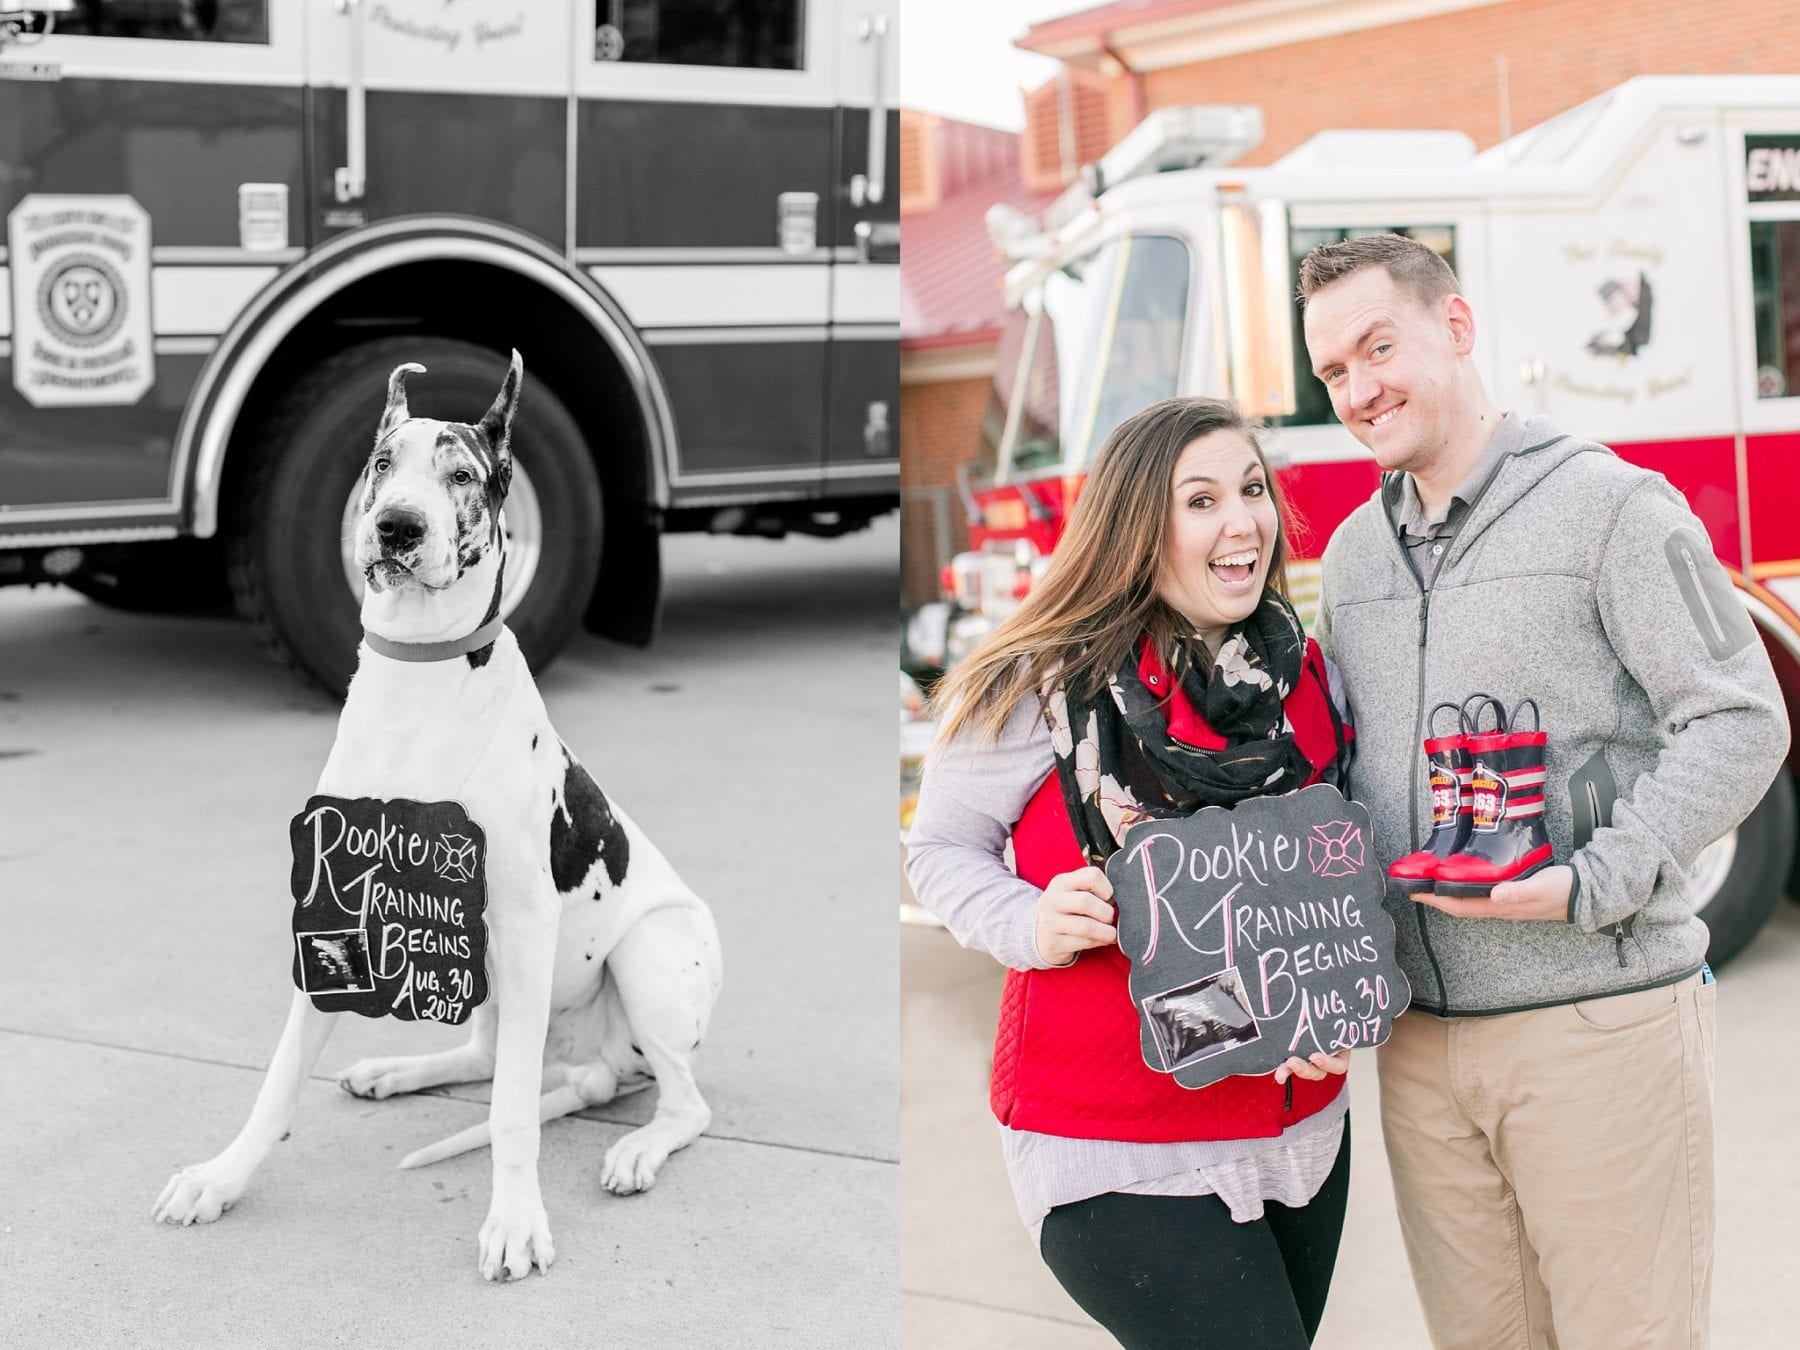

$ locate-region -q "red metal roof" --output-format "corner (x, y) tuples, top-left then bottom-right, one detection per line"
(901, 120), (1057, 351)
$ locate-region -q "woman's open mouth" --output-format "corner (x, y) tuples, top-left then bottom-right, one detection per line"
(1209, 548), (1260, 591)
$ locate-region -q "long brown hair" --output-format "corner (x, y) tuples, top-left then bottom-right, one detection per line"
(932, 397), (1294, 748)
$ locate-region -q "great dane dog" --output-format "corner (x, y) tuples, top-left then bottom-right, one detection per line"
(154, 351), (723, 1281)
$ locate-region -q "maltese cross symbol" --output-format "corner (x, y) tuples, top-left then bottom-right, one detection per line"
(434, 834), (477, 883)
(1307, 821), (1366, 879)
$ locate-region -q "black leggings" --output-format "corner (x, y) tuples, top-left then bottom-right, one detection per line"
(1038, 1115), (1351, 1350)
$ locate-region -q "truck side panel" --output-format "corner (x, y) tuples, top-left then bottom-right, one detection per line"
(0, 77), (304, 527)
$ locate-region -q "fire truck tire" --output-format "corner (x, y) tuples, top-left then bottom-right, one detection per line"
(1693, 765), (1794, 969)
(226, 338), (602, 698)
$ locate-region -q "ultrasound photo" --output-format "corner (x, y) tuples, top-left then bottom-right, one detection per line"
(1141, 968), (1262, 1072)
(295, 928), (374, 995)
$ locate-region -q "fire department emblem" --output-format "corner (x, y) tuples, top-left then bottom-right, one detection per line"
(1307, 820), (1366, 878)
(7, 193), (154, 408)
(39, 253), (127, 347)
(434, 833), (478, 884)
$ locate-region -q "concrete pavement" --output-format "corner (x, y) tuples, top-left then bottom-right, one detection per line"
(902, 894), (1800, 1347)
(0, 521), (900, 1348)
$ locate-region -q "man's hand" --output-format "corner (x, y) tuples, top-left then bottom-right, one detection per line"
(1035, 866), (1118, 966)
(1415, 864), (1572, 921)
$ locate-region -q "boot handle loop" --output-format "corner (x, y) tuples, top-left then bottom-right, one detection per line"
(1510, 697), (1541, 732)
(1428, 702), (1464, 738)
(1460, 692), (1508, 735)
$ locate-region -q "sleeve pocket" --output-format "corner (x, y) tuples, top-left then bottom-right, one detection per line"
(1663, 527), (1756, 660)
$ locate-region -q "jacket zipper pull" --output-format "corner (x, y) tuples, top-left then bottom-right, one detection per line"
(1418, 592), (1431, 648)
(1284, 1076), (1294, 1112)
(1614, 925), (1627, 968)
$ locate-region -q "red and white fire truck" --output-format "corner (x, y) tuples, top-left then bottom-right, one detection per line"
(0, 0), (899, 693)
(925, 75), (1800, 964)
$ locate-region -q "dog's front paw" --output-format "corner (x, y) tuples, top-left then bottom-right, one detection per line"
(478, 1187), (555, 1281)
(337, 1056), (416, 1099)
(600, 1126), (674, 1195)
(153, 1160), (249, 1226)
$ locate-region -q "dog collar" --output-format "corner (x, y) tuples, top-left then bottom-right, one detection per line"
(362, 614), (506, 663)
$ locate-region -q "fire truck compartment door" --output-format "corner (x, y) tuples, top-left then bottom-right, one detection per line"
(0, 1), (305, 534)
(575, 1), (867, 497)
(826, 0), (900, 489)
(303, 0), (573, 245)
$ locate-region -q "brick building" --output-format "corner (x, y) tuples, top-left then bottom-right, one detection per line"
(1022, 0), (1800, 167)
(898, 0), (1800, 607)
(899, 112), (1053, 607)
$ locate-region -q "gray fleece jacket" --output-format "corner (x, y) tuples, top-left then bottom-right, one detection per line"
(1317, 414), (1788, 1015)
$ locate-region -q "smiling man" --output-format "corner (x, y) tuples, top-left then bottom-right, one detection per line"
(1301, 233), (1787, 1348)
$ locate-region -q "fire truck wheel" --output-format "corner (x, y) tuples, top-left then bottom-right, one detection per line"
(227, 337), (602, 698)
(1692, 765), (1794, 969)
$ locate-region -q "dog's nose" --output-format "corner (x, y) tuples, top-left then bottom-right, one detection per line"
(375, 508), (427, 552)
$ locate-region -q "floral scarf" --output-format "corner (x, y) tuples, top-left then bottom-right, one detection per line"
(1044, 594), (1324, 866)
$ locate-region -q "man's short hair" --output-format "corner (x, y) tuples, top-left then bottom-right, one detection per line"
(1297, 233), (1460, 309)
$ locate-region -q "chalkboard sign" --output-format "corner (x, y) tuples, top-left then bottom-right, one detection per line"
(287, 796), (490, 1025)
(1106, 784), (1410, 1089)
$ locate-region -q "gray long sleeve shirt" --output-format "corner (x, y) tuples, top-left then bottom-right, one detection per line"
(1317, 413), (1789, 1013)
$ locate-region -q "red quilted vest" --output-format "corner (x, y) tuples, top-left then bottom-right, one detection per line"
(991, 636), (1350, 1143)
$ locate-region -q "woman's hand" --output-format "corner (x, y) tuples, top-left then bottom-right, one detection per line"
(1273, 1050), (1351, 1084)
(1035, 866), (1118, 967)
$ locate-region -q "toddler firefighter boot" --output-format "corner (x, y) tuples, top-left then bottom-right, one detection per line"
(1434, 697), (1553, 898)
(1386, 700), (1477, 895)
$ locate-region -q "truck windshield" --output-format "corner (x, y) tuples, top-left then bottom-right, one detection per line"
(976, 233), (1190, 484)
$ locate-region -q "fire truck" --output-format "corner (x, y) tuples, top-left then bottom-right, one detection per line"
(926, 75), (1800, 965)
(0, 0), (899, 694)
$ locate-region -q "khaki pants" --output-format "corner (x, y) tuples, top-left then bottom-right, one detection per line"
(1378, 973), (1715, 1350)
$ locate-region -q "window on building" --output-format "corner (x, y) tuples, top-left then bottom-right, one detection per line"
(1277, 224), (1456, 428)
(593, 0), (803, 70)
(49, 0), (268, 43)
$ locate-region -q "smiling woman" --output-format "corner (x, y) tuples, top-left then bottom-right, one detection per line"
(907, 397), (1356, 1349)
(1157, 431), (1282, 652)
(929, 399), (1302, 752)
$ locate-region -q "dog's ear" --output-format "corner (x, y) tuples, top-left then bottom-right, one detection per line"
(478, 349), (524, 464)
(377, 362), (427, 445)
